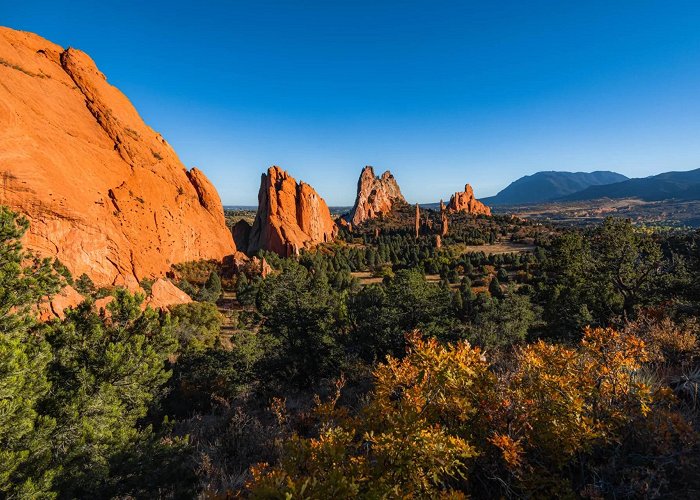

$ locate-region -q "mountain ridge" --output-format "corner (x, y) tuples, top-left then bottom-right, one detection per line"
(561, 168), (700, 202)
(482, 171), (628, 205)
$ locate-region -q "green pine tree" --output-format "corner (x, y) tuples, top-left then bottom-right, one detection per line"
(0, 206), (62, 497)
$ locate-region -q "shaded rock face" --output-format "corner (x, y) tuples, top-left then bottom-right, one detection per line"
(447, 184), (491, 216)
(232, 219), (252, 251)
(349, 166), (406, 226)
(247, 166), (337, 257)
(0, 28), (236, 287)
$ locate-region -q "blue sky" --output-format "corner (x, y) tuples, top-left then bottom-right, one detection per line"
(5, 1), (700, 205)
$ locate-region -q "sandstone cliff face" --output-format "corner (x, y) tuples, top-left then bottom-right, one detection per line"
(349, 166), (406, 226)
(246, 166), (337, 256)
(0, 28), (236, 287)
(447, 184), (492, 216)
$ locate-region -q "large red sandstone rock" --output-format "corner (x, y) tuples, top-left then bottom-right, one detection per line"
(246, 166), (337, 256)
(349, 166), (406, 226)
(447, 184), (492, 216)
(0, 28), (237, 287)
(145, 279), (192, 309)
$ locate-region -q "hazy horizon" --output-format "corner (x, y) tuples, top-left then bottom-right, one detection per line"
(6, 1), (700, 205)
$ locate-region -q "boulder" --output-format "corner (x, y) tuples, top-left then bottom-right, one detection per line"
(145, 279), (192, 309)
(39, 285), (84, 320)
(94, 296), (115, 315)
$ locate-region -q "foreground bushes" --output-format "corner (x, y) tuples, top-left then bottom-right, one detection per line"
(247, 328), (698, 498)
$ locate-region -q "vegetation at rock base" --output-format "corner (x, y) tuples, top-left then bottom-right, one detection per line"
(2, 204), (700, 497)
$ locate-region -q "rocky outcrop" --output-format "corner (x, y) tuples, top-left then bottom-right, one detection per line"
(232, 219), (252, 250)
(0, 28), (237, 287)
(440, 200), (449, 236)
(447, 184), (491, 216)
(251, 256), (273, 277)
(246, 166), (337, 256)
(414, 204), (420, 239)
(39, 285), (84, 320)
(145, 279), (192, 309)
(349, 166), (406, 226)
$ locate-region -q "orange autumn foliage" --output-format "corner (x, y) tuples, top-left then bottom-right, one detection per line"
(246, 328), (697, 498)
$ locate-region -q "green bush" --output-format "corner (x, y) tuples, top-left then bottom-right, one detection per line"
(170, 302), (222, 352)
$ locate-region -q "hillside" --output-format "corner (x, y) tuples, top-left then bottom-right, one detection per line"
(482, 171), (628, 205)
(562, 168), (700, 201)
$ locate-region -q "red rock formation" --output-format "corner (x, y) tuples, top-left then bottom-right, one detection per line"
(349, 166), (406, 226)
(39, 285), (84, 320)
(233, 219), (252, 251)
(94, 296), (115, 314)
(145, 279), (192, 309)
(247, 166), (337, 256)
(414, 204), (420, 239)
(0, 28), (237, 287)
(440, 200), (449, 236)
(252, 256), (273, 277)
(336, 217), (352, 232)
(447, 184), (492, 216)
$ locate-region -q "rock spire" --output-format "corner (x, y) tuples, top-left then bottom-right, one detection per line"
(244, 166), (337, 257)
(348, 166), (406, 226)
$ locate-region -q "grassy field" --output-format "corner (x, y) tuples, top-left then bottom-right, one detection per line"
(453, 242), (535, 255)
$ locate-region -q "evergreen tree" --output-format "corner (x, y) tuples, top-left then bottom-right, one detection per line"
(198, 271), (222, 302)
(489, 276), (502, 297)
(256, 263), (341, 386)
(75, 272), (96, 296)
(44, 290), (180, 497)
(0, 207), (62, 497)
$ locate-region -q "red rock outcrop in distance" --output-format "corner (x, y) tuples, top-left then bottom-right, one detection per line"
(246, 166), (337, 256)
(349, 166), (406, 226)
(0, 28), (237, 287)
(440, 200), (449, 236)
(447, 184), (492, 216)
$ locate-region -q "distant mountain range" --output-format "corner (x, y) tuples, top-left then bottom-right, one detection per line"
(561, 168), (700, 202)
(481, 171), (628, 205)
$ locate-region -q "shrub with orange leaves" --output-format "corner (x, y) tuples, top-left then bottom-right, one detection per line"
(477, 326), (695, 498)
(245, 328), (697, 498)
(247, 331), (487, 498)
(625, 314), (699, 368)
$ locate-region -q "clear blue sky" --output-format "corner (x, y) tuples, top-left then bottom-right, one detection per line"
(5, 1), (700, 205)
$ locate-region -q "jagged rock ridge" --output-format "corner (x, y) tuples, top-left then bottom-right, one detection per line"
(349, 166), (406, 226)
(0, 27), (237, 287)
(241, 166), (337, 256)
